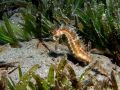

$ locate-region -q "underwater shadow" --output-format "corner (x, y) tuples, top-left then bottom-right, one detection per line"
(48, 51), (87, 67)
(48, 51), (65, 58)
(67, 53), (87, 67)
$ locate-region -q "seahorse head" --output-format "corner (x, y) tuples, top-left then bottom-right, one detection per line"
(52, 28), (63, 41)
(52, 26), (76, 41)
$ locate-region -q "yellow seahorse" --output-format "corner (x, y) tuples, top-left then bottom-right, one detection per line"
(52, 26), (92, 63)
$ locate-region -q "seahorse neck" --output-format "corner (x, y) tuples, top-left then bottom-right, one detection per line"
(60, 29), (76, 40)
(60, 29), (79, 53)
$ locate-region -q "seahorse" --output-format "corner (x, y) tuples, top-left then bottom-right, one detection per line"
(52, 26), (92, 63)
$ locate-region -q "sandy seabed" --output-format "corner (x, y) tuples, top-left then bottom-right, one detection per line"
(0, 39), (120, 88)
